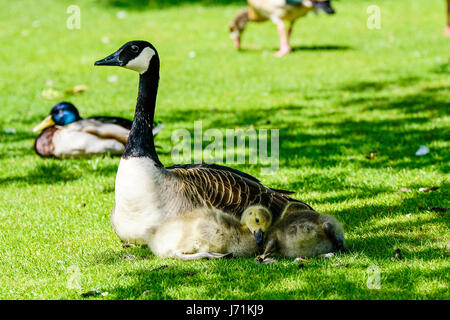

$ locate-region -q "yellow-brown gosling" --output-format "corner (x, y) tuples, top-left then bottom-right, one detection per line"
(147, 206), (273, 260)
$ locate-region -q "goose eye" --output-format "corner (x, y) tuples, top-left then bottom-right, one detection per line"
(131, 45), (139, 53)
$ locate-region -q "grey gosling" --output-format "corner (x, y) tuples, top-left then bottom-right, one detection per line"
(261, 202), (345, 259)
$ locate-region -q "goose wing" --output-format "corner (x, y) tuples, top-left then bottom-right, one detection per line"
(167, 163), (295, 194)
(167, 163), (313, 220)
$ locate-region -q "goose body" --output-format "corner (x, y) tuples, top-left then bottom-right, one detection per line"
(111, 159), (308, 244)
(248, 0), (313, 22)
(229, 0), (335, 56)
(95, 41), (313, 246)
(147, 207), (271, 259)
(262, 204), (345, 258)
(33, 102), (162, 158)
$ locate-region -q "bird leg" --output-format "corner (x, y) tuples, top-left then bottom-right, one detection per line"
(274, 20), (291, 57)
(256, 239), (278, 262)
(446, 0), (450, 36)
(174, 252), (234, 261)
(287, 21), (295, 42)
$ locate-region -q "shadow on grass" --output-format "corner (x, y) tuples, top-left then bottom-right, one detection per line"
(340, 76), (421, 92)
(93, 250), (449, 299)
(0, 162), (81, 185)
(159, 98), (447, 173)
(433, 61), (450, 74)
(329, 181), (448, 216)
(90, 246), (153, 265)
(238, 44), (352, 54)
(291, 44), (352, 52)
(0, 130), (34, 145)
(98, 0), (245, 10)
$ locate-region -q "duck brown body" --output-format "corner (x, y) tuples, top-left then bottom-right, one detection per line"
(34, 126), (57, 157)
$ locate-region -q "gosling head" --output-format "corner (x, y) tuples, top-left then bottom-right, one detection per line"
(241, 206), (272, 246)
(94, 40), (158, 75)
(282, 210), (345, 256)
(32, 102), (81, 132)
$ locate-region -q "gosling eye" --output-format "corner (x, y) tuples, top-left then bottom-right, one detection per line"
(255, 218), (260, 224)
(131, 45), (139, 53)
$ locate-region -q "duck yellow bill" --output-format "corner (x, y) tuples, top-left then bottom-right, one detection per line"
(32, 115), (55, 132)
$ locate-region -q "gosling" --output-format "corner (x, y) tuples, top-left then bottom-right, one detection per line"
(147, 206), (273, 260)
(261, 204), (345, 258)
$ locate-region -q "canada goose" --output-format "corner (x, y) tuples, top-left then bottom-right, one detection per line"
(94, 41), (313, 245)
(32, 102), (163, 158)
(148, 206), (273, 260)
(229, 0), (335, 57)
(261, 205), (345, 258)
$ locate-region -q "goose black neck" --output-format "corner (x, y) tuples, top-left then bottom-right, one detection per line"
(122, 57), (162, 167)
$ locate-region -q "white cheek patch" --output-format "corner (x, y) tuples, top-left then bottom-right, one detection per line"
(125, 47), (156, 74)
(230, 30), (240, 40)
(303, 0), (314, 8)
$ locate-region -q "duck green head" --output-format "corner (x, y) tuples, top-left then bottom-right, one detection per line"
(32, 102), (81, 132)
(241, 205), (273, 246)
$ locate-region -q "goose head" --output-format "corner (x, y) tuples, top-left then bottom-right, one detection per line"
(309, 0), (335, 15)
(33, 102), (81, 132)
(241, 205), (273, 246)
(229, 9), (249, 50)
(94, 40), (158, 74)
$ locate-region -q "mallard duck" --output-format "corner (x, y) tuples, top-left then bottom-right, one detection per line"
(229, 0), (335, 57)
(147, 205), (273, 260)
(261, 203), (345, 258)
(32, 102), (163, 158)
(94, 41), (313, 245)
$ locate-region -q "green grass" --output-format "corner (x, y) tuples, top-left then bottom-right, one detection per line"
(0, 0), (449, 300)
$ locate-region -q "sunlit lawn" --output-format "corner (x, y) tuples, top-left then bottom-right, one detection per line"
(0, 0), (448, 299)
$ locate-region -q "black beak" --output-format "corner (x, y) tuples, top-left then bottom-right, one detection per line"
(94, 51), (123, 66)
(323, 222), (345, 252)
(313, 1), (335, 15)
(334, 235), (346, 252)
(254, 229), (264, 246)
